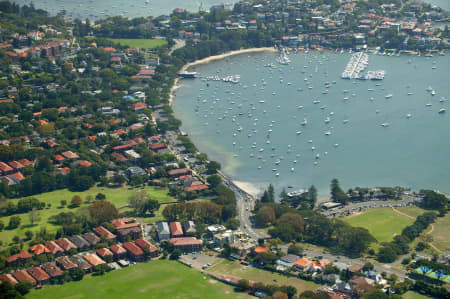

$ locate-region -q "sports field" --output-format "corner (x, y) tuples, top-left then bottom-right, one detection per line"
(0, 186), (172, 248)
(107, 38), (167, 49)
(428, 211), (450, 252)
(344, 207), (414, 243)
(207, 259), (319, 293)
(28, 260), (250, 299)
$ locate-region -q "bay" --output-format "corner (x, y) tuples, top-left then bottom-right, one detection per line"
(173, 51), (450, 197)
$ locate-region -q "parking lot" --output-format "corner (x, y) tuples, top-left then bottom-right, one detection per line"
(179, 252), (218, 271)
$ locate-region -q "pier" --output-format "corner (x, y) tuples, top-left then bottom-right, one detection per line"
(341, 52), (368, 79)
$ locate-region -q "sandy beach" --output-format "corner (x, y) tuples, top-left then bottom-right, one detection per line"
(168, 47), (277, 105)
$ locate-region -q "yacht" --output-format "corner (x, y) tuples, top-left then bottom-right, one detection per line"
(380, 123), (390, 127)
(406, 114), (412, 119)
(385, 94), (393, 99)
(439, 108), (446, 114)
(431, 90), (436, 96)
(426, 103), (432, 107)
(296, 131), (302, 135)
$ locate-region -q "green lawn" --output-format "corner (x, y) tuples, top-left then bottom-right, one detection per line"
(0, 186), (173, 248)
(344, 208), (414, 243)
(396, 206), (426, 218)
(428, 211), (450, 252)
(28, 260), (250, 299)
(106, 38), (167, 49)
(207, 259), (319, 293)
(402, 291), (432, 299)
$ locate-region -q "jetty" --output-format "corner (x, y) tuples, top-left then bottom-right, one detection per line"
(342, 52), (368, 79)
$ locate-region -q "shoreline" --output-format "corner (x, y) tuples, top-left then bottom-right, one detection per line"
(168, 47), (277, 105)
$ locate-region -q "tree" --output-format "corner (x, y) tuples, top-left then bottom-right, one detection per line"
(268, 184), (275, 202)
(88, 201), (118, 225)
(237, 279), (250, 291)
(277, 213), (305, 234)
(95, 193), (106, 201)
(28, 207), (41, 225)
(0, 220), (4, 231)
(170, 249), (182, 260)
(272, 291), (288, 299)
(362, 262), (374, 272)
(71, 195), (83, 207)
(377, 245), (398, 263)
(0, 281), (24, 298)
(8, 216), (21, 229)
(60, 200), (67, 207)
(207, 174), (221, 189)
(361, 289), (389, 299)
(280, 286), (297, 299)
(206, 161), (221, 174)
(15, 280), (32, 296)
(254, 251), (277, 266)
(420, 190), (447, 210)
(255, 206), (276, 227)
(287, 244), (303, 256)
(70, 268), (85, 281)
(330, 178), (349, 204)
(305, 185), (317, 209)
(25, 230), (33, 240)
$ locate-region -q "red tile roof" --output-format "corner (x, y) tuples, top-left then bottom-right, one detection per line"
(8, 161), (24, 169)
(168, 237), (203, 247)
(6, 250), (32, 263)
(103, 47), (116, 52)
(149, 143), (167, 150)
(135, 239), (158, 253)
(254, 246), (269, 254)
(13, 270), (36, 284)
(29, 244), (51, 255)
(18, 158), (33, 166)
(111, 152), (128, 162)
(78, 160), (92, 167)
(96, 248), (113, 257)
(83, 253), (105, 267)
(55, 238), (77, 251)
(184, 184), (208, 192)
(54, 154), (65, 161)
(55, 256), (77, 270)
(0, 273), (18, 285)
(41, 262), (63, 278)
(111, 218), (140, 230)
(27, 266), (50, 282)
(167, 168), (192, 177)
(123, 242), (144, 256)
(0, 162), (13, 173)
(8, 172), (25, 182)
(110, 244), (127, 255)
(45, 241), (64, 255)
(112, 143), (134, 151)
(169, 222), (183, 237)
(94, 226), (116, 240)
(61, 151), (79, 159)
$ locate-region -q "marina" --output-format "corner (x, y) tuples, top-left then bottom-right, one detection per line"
(341, 52), (386, 80)
(173, 50), (449, 196)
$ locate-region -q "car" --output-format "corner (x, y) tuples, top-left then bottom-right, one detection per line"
(193, 256), (197, 260)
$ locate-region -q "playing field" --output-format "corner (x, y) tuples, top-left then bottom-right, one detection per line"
(0, 186), (173, 248)
(28, 260), (250, 299)
(107, 38), (167, 49)
(207, 259), (319, 293)
(402, 291), (432, 299)
(344, 207), (414, 243)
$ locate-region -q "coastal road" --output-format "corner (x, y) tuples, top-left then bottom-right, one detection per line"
(169, 39), (185, 56)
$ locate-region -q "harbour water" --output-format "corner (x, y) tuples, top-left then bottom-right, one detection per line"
(12, 0), (238, 20)
(173, 51), (450, 197)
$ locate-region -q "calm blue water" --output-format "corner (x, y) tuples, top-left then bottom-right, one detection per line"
(12, 0), (237, 19)
(173, 51), (450, 196)
(424, 0), (449, 11)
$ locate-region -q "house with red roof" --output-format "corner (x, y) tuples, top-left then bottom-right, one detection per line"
(149, 143), (167, 152)
(83, 253), (106, 267)
(13, 270), (36, 285)
(29, 244), (50, 255)
(122, 242), (144, 261)
(41, 262), (63, 279)
(6, 250), (32, 264)
(55, 256), (77, 271)
(61, 151), (79, 159)
(112, 218), (142, 241)
(77, 160), (92, 167)
(294, 257), (313, 271)
(0, 273), (18, 285)
(18, 158), (33, 167)
(54, 154), (65, 163)
(132, 102), (146, 111)
(168, 237), (203, 253)
(167, 168), (192, 178)
(0, 162), (14, 175)
(8, 161), (24, 170)
(55, 238), (77, 252)
(254, 246), (269, 254)
(169, 222), (183, 238)
(110, 244), (127, 259)
(27, 266), (50, 284)
(96, 248), (113, 259)
(135, 239), (158, 258)
(111, 152), (128, 163)
(45, 241), (64, 256)
(94, 226), (116, 240)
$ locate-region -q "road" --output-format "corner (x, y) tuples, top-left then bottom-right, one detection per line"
(169, 39), (185, 56)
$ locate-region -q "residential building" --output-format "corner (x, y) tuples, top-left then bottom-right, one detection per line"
(96, 248), (113, 260)
(69, 235), (90, 250)
(13, 270), (36, 285)
(277, 254), (301, 269)
(183, 221), (196, 235)
(29, 244), (50, 255)
(156, 222), (170, 241)
(111, 218), (142, 241)
(168, 237), (203, 253)
(45, 241), (64, 256)
(6, 250), (32, 264)
(214, 231), (235, 247)
(83, 253), (106, 267)
(55, 238), (77, 252)
(110, 244), (127, 260)
(70, 256), (92, 272)
(294, 257), (313, 271)
(169, 221), (183, 238)
(27, 267), (50, 284)
(135, 239), (158, 258)
(0, 273), (18, 285)
(55, 256), (77, 271)
(41, 262), (64, 279)
(122, 242), (145, 261)
(93, 226), (116, 240)
(82, 232), (100, 246)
